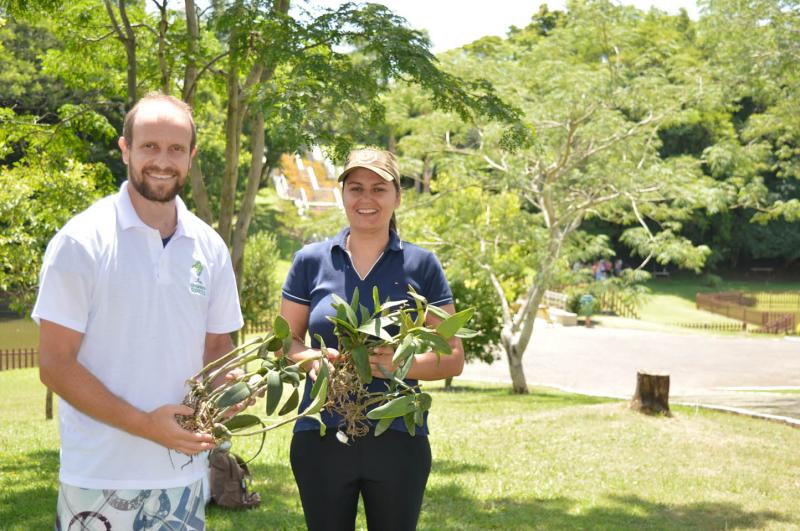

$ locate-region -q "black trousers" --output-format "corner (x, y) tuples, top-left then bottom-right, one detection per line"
(290, 429), (432, 531)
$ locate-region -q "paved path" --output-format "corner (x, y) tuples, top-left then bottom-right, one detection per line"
(458, 322), (800, 423)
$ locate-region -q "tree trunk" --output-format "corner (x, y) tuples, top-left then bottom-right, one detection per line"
(231, 112), (266, 283)
(218, 63), (242, 245)
(443, 377), (453, 391)
(187, 162), (213, 224)
(45, 388), (53, 420)
(422, 155), (433, 194)
(630, 371), (671, 416)
(505, 341), (528, 394)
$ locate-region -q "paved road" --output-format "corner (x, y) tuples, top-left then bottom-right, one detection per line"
(458, 322), (800, 423)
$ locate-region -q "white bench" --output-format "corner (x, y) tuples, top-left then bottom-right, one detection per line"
(548, 308), (577, 326)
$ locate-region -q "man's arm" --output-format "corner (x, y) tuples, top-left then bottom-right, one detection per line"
(39, 319), (215, 455)
(203, 331), (236, 388)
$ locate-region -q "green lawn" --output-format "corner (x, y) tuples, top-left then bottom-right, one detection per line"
(0, 316), (39, 349)
(637, 276), (800, 329)
(2, 369), (799, 530)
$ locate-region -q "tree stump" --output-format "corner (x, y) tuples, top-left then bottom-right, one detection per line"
(630, 371), (671, 416)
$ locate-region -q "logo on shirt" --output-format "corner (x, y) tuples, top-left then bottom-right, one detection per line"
(190, 260), (207, 296)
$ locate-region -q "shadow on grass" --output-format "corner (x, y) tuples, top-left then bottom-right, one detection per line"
(420, 483), (789, 530)
(434, 459), (489, 476)
(207, 461), (306, 529)
(0, 449), (59, 530)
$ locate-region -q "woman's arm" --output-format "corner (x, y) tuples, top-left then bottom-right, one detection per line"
(369, 303), (465, 381)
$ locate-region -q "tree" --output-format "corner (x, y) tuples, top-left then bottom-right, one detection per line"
(394, 1), (728, 393)
(3, 0), (520, 304)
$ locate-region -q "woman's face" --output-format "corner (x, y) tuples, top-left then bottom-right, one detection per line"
(342, 168), (400, 233)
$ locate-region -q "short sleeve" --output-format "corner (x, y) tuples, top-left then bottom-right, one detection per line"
(423, 252), (453, 307)
(206, 246), (244, 334)
(282, 249), (311, 305)
(31, 235), (95, 333)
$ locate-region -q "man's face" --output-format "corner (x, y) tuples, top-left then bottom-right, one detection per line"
(118, 101), (194, 203)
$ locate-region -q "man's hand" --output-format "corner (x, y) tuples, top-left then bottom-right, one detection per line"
(369, 345), (397, 378)
(143, 404), (215, 455)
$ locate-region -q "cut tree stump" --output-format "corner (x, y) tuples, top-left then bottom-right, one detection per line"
(630, 371), (671, 416)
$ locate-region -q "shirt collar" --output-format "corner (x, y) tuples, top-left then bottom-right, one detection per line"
(331, 227), (403, 253)
(115, 181), (196, 239)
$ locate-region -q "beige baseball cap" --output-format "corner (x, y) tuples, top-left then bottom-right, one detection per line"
(338, 148), (399, 183)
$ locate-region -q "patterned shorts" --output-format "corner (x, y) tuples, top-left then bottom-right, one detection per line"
(55, 479), (205, 531)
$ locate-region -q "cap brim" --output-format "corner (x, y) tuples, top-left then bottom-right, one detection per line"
(338, 165), (395, 183)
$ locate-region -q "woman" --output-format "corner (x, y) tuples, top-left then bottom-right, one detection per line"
(281, 147), (465, 531)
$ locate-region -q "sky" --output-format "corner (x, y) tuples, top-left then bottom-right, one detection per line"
(306, 1), (702, 53)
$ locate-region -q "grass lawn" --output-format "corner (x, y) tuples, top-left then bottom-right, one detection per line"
(637, 276), (800, 330)
(2, 369), (800, 530)
(0, 316), (39, 349)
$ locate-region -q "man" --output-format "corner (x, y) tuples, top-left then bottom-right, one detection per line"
(32, 92), (243, 530)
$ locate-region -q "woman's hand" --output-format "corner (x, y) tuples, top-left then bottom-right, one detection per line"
(369, 345), (397, 379)
(308, 348), (338, 381)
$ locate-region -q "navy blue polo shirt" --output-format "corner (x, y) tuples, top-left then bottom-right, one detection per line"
(282, 227), (453, 435)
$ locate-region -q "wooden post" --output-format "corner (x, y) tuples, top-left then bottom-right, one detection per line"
(45, 389), (53, 420)
(630, 371), (671, 416)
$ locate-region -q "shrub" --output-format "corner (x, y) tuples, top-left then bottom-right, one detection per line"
(240, 232), (281, 325)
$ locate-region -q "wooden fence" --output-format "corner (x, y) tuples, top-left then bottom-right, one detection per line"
(696, 291), (799, 334)
(0, 348), (39, 371)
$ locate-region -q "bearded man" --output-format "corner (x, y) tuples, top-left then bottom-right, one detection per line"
(32, 92), (243, 530)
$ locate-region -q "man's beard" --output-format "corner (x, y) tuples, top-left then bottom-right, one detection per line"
(128, 163), (187, 203)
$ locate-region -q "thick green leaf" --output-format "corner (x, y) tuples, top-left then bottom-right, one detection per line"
(436, 308), (475, 339)
(282, 335), (294, 357)
(215, 382), (251, 408)
(278, 387), (300, 416)
(418, 331), (453, 355)
(265, 370), (283, 415)
(223, 414), (262, 432)
(302, 377), (328, 415)
(417, 392), (433, 411)
(332, 293), (358, 325)
(403, 411), (416, 436)
(266, 335), (284, 352)
(304, 412), (327, 436)
(311, 358), (330, 398)
(281, 369), (301, 386)
(455, 327), (480, 339)
(351, 344), (372, 384)
(366, 394), (415, 419)
(326, 316), (359, 336)
(396, 351), (415, 380)
(350, 286), (360, 319)
(426, 304), (451, 320)
(357, 319), (393, 341)
(392, 334), (416, 365)
(374, 417), (393, 437)
(360, 304), (370, 324)
(273, 314), (291, 339)
(414, 406), (424, 427)
(372, 286), (381, 314)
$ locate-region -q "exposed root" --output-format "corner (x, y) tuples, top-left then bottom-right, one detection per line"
(328, 358), (371, 439)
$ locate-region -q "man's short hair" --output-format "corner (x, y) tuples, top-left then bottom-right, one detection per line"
(122, 92), (197, 151)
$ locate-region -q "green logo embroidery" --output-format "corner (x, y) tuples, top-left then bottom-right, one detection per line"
(192, 260), (204, 280)
(190, 260), (207, 296)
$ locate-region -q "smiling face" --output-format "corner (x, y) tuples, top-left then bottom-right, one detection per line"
(341, 167), (400, 234)
(118, 100), (195, 203)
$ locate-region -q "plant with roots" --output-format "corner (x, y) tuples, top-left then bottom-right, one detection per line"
(177, 287), (474, 452)
(176, 314), (329, 453)
(323, 286), (475, 441)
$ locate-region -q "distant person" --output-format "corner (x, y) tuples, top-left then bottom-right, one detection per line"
(280, 147), (465, 531)
(33, 93), (243, 530)
(614, 258), (623, 276)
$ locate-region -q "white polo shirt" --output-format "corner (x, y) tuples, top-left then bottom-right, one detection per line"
(32, 181), (243, 490)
